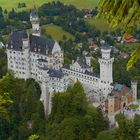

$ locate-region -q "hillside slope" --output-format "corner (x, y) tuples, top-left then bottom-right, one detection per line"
(1, 0), (98, 11)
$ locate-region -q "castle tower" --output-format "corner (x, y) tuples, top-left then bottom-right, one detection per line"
(30, 9), (40, 36)
(98, 45), (114, 98)
(85, 53), (92, 67)
(108, 96), (115, 116)
(99, 45), (114, 84)
(22, 31), (31, 79)
(131, 80), (138, 102)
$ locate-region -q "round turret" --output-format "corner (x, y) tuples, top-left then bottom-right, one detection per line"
(101, 44), (111, 59)
(30, 9), (40, 36)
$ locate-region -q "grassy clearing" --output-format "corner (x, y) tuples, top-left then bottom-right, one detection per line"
(2, 24), (74, 43)
(0, 0), (98, 11)
(85, 17), (114, 32)
(129, 104), (139, 109)
(2, 35), (9, 43)
(42, 24), (74, 41)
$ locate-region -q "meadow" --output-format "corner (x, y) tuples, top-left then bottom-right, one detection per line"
(42, 24), (74, 41)
(0, 0), (112, 31)
(0, 0), (98, 11)
(0, 0), (112, 33)
(85, 17), (114, 32)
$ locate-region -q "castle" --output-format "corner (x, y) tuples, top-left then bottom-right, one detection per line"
(7, 10), (137, 123)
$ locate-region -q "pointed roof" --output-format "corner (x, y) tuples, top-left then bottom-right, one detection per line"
(8, 31), (55, 55)
(76, 60), (90, 68)
(30, 34), (55, 55)
(8, 31), (28, 51)
(85, 53), (92, 57)
(30, 9), (38, 18)
(48, 69), (64, 78)
(101, 43), (111, 50)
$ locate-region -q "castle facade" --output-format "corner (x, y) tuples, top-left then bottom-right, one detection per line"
(7, 10), (137, 123)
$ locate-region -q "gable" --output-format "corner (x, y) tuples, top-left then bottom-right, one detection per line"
(52, 42), (61, 54)
(72, 62), (82, 68)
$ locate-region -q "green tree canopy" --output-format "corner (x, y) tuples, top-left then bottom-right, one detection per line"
(28, 134), (40, 140)
(46, 81), (108, 140)
(0, 74), (46, 140)
(138, 129), (140, 139)
(0, 93), (13, 120)
(96, 131), (114, 140)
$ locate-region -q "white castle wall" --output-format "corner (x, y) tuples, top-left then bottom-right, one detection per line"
(8, 11), (132, 118)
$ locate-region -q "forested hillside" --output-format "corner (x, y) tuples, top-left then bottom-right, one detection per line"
(0, 73), (140, 140)
(0, 74), (46, 140)
(0, 49), (7, 78)
(45, 81), (108, 140)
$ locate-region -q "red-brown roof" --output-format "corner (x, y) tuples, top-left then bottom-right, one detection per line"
(89, 44), (97, 49)
(123, 35), (138, 43)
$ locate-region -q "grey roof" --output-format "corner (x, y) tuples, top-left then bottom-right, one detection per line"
(77, 60), (90, 68)
(22, 31), (28, 38)
(85, 70), (99, 78)
(0, 41), (4, 47)
(8, 31), (28, 51)
(8, 31), (55, 55)
(85, 70), (93, 75)
(102, 43), (111, 50)
(63, 64), (70, 69)
(113, 83), (124, 92)
(30, 9), (38, 18)
(48, 69), (64, 78)
(30, 35), (55, 55)
(85, 53), (92, 57)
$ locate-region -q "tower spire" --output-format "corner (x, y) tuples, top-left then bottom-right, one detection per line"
(30, 3), (40, 36)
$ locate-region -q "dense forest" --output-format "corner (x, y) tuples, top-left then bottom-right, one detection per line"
(0, 73), (140, 140)
(0, 73), (46, 140)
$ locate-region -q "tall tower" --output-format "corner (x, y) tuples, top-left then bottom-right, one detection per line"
(131, 80), (138, 102)
(30, 9), (40, 36)
(22, 31), (31, 79)
(99, 45), (114, 84)
(98, 45), (114, 98)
